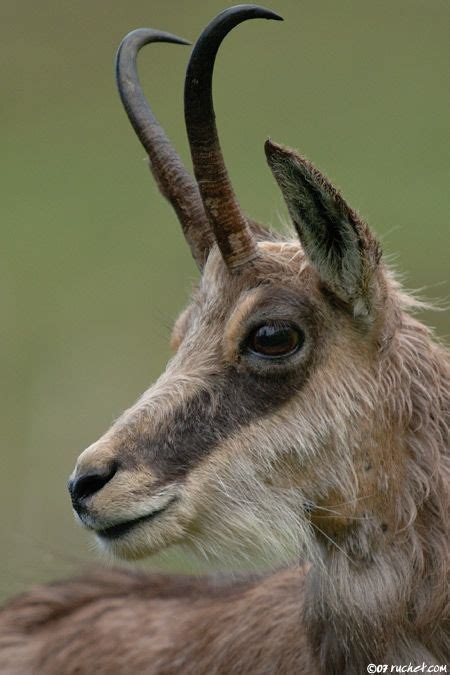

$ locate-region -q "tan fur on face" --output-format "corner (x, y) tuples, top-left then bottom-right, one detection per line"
(4, 230), (446, 673)
(68, 239), (441, 572)
(1, 9), (447, 668)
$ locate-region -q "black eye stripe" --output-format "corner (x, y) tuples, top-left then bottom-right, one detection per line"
(244, 322), (305, 360)
(119, 367), (305, 483)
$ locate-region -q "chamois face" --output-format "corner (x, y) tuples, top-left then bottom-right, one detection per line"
(69, 8), (388, 566)
(70, 234), (388, 564)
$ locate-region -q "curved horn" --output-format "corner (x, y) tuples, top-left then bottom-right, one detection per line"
(116, 29), (213, 268)
(184, 5), (282, 271)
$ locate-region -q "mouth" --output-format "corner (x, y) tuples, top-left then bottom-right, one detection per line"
(95, 496), (178, 540)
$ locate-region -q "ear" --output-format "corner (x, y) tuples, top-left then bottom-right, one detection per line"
(265, 140), (382, 317)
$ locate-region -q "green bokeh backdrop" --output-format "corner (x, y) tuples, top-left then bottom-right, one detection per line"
(1, 0), (449, 600)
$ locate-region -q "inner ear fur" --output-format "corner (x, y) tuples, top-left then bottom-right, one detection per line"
(265, 139), (382, 317)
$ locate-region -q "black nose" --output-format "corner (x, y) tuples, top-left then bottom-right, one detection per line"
(68, 463), (117, 510)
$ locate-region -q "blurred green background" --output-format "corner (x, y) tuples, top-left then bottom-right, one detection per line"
(1, 0), (449, 601)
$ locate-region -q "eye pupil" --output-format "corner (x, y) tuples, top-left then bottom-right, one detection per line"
(247, 323), (303, 359)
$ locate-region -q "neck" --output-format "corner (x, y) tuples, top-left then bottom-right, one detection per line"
(305, 314), (449, 672)
(305, 515), (447, 673)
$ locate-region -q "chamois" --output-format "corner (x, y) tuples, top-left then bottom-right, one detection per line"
(0, 5), (448, 674)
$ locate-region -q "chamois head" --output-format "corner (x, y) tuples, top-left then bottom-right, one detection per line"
(68, 6), (415, 566)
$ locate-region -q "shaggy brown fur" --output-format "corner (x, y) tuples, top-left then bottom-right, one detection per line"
(1, 6), (448, 673)
(0, 247), (448, 674)
(0, 567), (314, 674)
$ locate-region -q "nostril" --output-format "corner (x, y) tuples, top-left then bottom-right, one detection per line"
(69, 462), (118, 507)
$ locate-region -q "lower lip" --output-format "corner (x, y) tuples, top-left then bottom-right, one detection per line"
(96, 498), (177, 540)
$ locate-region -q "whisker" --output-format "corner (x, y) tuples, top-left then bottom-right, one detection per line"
(325, 494), (376, 509)
(310, 522), (356, 567)
(313, 512), (375, 522)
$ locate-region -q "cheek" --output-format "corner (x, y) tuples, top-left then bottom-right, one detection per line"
(186, 411), (307, 497)
(214, 394), (334, 489)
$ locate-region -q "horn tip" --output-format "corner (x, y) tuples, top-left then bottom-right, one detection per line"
(174, 37), (192, 46)
(118, 28), (191, 49)
(268, 11), (284, 22)
(160, 33), (191, 46)
(248, 5), (284, 21)
(224, 5), (283, 23)
(253, 6), (283, 21)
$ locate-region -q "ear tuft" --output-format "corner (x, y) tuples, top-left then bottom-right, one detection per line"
(265, 139), (381, 316)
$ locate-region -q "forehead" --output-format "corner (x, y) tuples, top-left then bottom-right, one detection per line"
(199, 240), (315, 305)
(170, 240), (325, 353)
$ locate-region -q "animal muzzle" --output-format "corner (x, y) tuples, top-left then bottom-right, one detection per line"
(68, 461), (118, 515)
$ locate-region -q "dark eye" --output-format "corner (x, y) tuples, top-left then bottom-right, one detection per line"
(245, 322), (304, 359)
